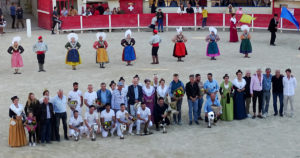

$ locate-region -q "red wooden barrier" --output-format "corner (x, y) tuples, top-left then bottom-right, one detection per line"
(168, 13), (194, 26)
(253, 14), (274, 28)
(110, 14), (138, 27)
(139, 13), (167, 27)
(196, 13), (223, 26)
(61, 16), (81, 30)
(82, 15), (109, 28)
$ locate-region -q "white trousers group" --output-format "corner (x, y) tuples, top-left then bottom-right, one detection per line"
(69, 126), (85, 136)
(117, 122), (133, 137)
(136, 119), (152, 133)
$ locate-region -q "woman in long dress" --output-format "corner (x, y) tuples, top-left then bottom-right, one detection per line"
(229, 13), (238, 42)
(7, 36), (24, 74)
(142, 79), (156, 121)
(9, 96), (27, 147)
(240, 25), (252, 58)
(232, 70), (247, 120)
(220, 74), (234, 121)
(65, 33), (81, 70)
(172, 27), (187, 62)
(121, 29), (136, 66)
(93, 32), (109, 68)
(206, 27), (220, 60)
(157, 78), (169, 104)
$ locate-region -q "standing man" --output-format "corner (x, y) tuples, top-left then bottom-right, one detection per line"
(283, 69), (297, 117)
(262, 68), (272, 117)
(201, 7), (208, 29)
(33, 36), (48, 72)
(186, 3), (194, 13)
(204, 73), (219, 100)
(10, 3), (16, 29)
(250, 68), (264, 119)
(127, 77), (143, 117)
(111, 82), (128, 112)
(68, 82), (83, 115)
(52, 7), (62, 34)
(52, 89), (69, 141)
(272, 70), (284, 116)
(16, 6), (24, 29)
(96, 83), (112, 113)
(40, 97), (54, 144)
(243, 70), (252, 118)
(149, 29), (162, 64)
(83, 84), (98, 112)
(186, 74), (200, 125)
(268, 14), (278, 46)
(195, 74), (204, 120)
(169, 74), (185, 125)
(156, 8), (164, 32)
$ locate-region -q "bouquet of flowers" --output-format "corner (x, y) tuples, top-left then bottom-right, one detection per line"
(173, 87), (184, 99)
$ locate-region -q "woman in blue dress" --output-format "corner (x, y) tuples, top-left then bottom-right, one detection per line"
(232, 69), (247, 120)
(206, 27), (220, 60)
(121, 29), (136, 66)
(65, 33), (81, 70)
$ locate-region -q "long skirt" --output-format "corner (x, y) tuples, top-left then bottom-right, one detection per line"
(144, 95), (155, 122)
(11, 52), (23, 68)
(234, 91), (247, 119)
(206, 42), (220, 57)
(122, 46), (136, 61)
(65, 49), (81, 66)
(230, 27), (239, 42)
(220, 94), (234, 121)
(240, 39), (252, 54)
(96, 48), (109, 63)
(8, 118), (27, 147)
(173, 42), (187, 57)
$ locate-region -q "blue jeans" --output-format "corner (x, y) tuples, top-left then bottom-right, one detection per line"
(41, 119), (52, 143)
(273, 92), (283, 115)
(202, 18), (207, 28)
(157, 19), (163, 31)
(262, 91), (271, 114)
(172, 98), (182, 123)
(197, 97), (204, 118)
(188, 99), (199, 121)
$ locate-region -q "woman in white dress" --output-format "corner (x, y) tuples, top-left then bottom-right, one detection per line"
(157, 78), (169, 104)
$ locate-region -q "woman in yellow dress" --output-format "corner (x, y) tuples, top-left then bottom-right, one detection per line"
(65, 33), (81, 70)
(93, 32), (109, 68)
(9, 96), (27, 147)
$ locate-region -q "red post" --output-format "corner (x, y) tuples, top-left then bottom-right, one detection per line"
(272, 0), (275, 15)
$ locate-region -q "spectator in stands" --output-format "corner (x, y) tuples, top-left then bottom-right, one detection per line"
(189, 0), (197, 6)
(103, 8), (112, 15)
(97, 2), (105, 15)
(89, 5), (95, 15)
(264, 0), (270, 6)
(253, 0), (261, 6)
(236, 7), (243, 14)
(10, 2), (16, 29)
(61, 7), (68, 17)
(84, 8), (92, 16)
(195, 4), (202, 13)
(0, 15), (6, 34)
(68, 6), (78, 16)
(158, 0), (166, 7)
(16, 6), (24, 29)
(186, 4), (194, 13)
(177, 4), (186, 14)
(151, 0), (157, 13)
(51, 7), (62, 34)
(156, 8), (164, 32)
(112, 8), (118, 14)
(117, 7), (125, 14)
(0, 7), (2, 16)
(226, 4), (235, 14)
(180, 0), (188, 7)
(202, 7), (208, 29)
(169, 0), (178, 7)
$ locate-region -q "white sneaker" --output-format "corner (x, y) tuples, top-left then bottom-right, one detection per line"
(136, 131), (140, 135)
(29, 143), (32, 147)
(265, 112), (269, 117)
(32, 143), (36, 147)
(129, 132), (135, 136)
(247, 114), (252, 118)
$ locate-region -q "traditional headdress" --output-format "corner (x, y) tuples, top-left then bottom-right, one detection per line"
(209, 27), (217, 35)
(12, 36), (21, 45)
(96, 32), (106, 40)
(125, 29), (132, 38)
(241, 25), (250, 32)
(67, 33), (78, 42)
(176, 26), (183, 34)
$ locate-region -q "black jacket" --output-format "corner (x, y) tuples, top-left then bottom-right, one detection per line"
(154, 103), (168, 122)
(127, 85), (143, 105)
(268, 18), (278, 32)
(40, 103), (55, 124)
(185, 82), (200, 98)
(243, 76), (251, 98)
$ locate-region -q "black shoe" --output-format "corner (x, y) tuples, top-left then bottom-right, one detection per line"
(270, 44), (276, 46)
(195, 121), (199, 125)
(257, 115), (263, 119)
(46, 141), (52, 144)
(198, 117), (203, 120)
(189, 121), (192, 125)
(65, 137), (69, 140)
(274, 113), (278, 116)
(51, 32), (55, 35)
(252, 116), (256, 119)
(280, 114), (283, 117)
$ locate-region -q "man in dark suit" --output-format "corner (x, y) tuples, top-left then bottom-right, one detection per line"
(40, 97), (55, 145)
(268, 14), (279, 46)
(97, 2), (105, 15)
(127, 77), (143, 117)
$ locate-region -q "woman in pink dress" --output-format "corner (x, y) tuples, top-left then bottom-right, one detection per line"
(230, 14), (239, 42)
(7, 36), (24, 74)
(142, 79), (156, 121)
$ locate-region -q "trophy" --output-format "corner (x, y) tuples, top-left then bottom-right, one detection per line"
(68, 100), (78, 110)
(91, 123), (98, 141)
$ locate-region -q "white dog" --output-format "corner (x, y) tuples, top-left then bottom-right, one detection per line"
(207, 111), (215, 128)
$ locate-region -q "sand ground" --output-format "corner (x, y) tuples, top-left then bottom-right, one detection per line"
(0, 28), (299, 158)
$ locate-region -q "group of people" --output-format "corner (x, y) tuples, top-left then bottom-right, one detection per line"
(151, 0), (207, 8)
(8, 68), (297, 147)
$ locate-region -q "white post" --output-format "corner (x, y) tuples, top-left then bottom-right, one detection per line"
(223, 13), (225, 31)
(137, 14), (140, 32)
(26, 19), (31, 38)
(251, 14), (254, 32)
(194, 13), (197, 31)
(80, 16), (83, 34)
(280, 18), (283, 33)
(166, 13), (169, 32)
(109, 15), (112, 32)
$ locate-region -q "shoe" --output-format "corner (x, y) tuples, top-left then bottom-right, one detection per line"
(46, 141), (52, 144)
(29, 142), (32, 147)
(270, 44), (276, 46)
(136, 131), (140, 135)
(129, 133), (135, 136)
(41, 143), (46, 146)
(247, 114), (252, 118)
(189, 121), (192, 125)
(198, 117), (203, 120)
(120, 136), (124, 139)
(65, 136), (69, 140)
(280, 113), (283, 117)
(51, 32), (55, 35)
(156, 127), (160, 131)
(252, 115), (256, 119)
(177, 122), (182, 125)
(265, 112), (269, 117)
(195, 121), (199, 125)
(32, 143), (36, 147)
(257, 115), (263, 119)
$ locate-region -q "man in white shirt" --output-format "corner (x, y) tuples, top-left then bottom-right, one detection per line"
(111, 82), (127, 112)
(68, 82), (83, 115)
(283, 68), (297, 117)
(100, 103), (116, 137)
(84, 84), (98, 113)
(136, 102), (153, 135)
(68, 110), (84, 138)
(116, 103), (134, 139)
(84, 105), (101, 137)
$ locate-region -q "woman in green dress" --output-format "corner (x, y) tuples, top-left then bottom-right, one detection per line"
(219, 74), (234, 121)
(240, 25), (252, 58)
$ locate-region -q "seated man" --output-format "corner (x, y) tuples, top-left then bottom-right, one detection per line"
(204, 93), (222, 124)
(84, 105), (101, 137)
(69, 110), (84, 139)
(136, 102), (153, 135)
(154, 97), (170, 131)
(116, 103), (134, 139)
(100, 103), (116, 138)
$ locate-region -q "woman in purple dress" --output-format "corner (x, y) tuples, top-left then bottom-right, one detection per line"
(142, 79), (156, 121)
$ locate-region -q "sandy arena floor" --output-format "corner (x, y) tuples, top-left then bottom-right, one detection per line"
(0, 29), (299, 158)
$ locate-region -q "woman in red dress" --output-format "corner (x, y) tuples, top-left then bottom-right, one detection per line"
(172, 27), (187, 62)
(230, 14), (239, 42)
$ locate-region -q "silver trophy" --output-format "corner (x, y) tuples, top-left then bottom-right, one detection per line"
(160, 118), (167, 134)
(91, 123), (98, 141)
(68, 100), (78, 110)
(74, 130), (80, 141)
(120, 123), (127, 139)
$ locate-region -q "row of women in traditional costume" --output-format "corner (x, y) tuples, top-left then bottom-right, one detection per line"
(219, 70), (248, 121)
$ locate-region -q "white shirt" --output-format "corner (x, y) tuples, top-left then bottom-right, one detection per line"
(10, 104), (24, 116)
(116, 110), (129, 123)
(84, 111), (98, 126)
(100, 110), (115, 122)
(195, 7), (202, 13)
(68, 90), (82, 112)
(69, 115), (83, 127)
(84, 91), (97, 106)
(177, 7), (186, 14)
(111, 89), (127, 110)
(157, 85), (169, 98)
(283, 76), (297, 96)
(137, 107), (151, 120)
